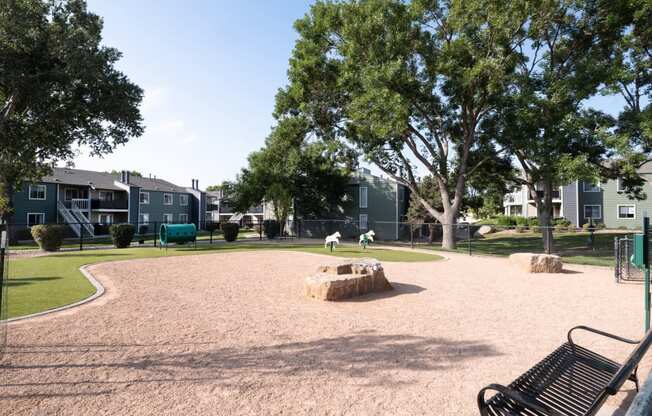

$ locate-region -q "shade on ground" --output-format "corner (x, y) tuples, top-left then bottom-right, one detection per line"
(2, 251), (650, 415)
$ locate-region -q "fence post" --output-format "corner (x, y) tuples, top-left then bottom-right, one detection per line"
(468, 223), (472, 256)
(614, 237), (620, 283)
(0, 229), (6, 321)
(643, 216), (650, 332)
(210, 228), (213, 244)
(259, 222), (263, 240)
(79, 224), (83, 251)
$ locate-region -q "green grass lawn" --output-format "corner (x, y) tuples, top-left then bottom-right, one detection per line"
(443, 231), (629, 267)
(4, 243), (441, 320)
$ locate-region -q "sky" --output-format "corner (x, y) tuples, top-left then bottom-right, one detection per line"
(74, 1), (630, 188)
(73, 0), (313, 188)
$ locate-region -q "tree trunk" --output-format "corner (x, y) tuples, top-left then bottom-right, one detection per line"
(538, 180), (555, 254)
(441, 211), (457, 250)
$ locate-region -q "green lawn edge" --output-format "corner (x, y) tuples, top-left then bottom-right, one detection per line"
(4, 243), (442, 320)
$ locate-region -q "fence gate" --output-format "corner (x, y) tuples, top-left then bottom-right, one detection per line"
(615, 236), (644, 282)
(0, 229), (7, 358)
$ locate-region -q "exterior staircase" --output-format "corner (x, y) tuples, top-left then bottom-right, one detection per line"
(57, 200), (95, 238)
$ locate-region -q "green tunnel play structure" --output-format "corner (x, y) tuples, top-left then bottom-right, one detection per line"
(159, 223), (197, 246)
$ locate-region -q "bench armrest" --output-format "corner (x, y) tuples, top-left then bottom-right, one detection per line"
(478, 384), (562, 416)
(567, 326), (639, 347)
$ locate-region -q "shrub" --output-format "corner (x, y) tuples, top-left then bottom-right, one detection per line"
(554, 224), (566, 233)
(528, 217), (539, 227)
(515, 216), (528, 227)
(531, 226), (541, 233)
(205, 222), (220, 233)
(617, 225), (629, 230)
(30, 225), (65, 251)
(567, 226), (577, 233)
(596, 222), (606, 230)
(110, 223), (135, 248)
(94, 223), (111, 236)
(494, 215), (516, 228)
(582, 223), (591, 231)
(138, 225), (149, 235)
(222, 223), (239, 242)
(514, 226), (525, 233)
(553, 218), (571, 227)
(263, 220), (280, 239)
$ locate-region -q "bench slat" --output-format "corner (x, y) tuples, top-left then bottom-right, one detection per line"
(483, 343), (629, 416)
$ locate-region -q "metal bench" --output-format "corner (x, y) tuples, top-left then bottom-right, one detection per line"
(478, 326), (652, 416)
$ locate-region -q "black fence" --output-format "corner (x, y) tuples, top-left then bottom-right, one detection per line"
(4, 220), (276, 251)
(294, 219), (638, 266)
(3, 219), (642, 269)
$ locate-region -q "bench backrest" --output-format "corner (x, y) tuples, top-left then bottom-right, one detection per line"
(607, 327), (652, 394)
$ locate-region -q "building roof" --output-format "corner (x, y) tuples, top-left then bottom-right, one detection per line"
(42, 167), (190, 193)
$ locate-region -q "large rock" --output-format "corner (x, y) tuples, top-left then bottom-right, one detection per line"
(305, 258), (393, 301)
(474, 225), (495, 238)
(509, 253), (563, 273)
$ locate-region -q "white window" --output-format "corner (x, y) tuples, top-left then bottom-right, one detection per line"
(29, 185), (46, 200)
(359, 186), (368, 208)
(98, 191), (114, 201)
(178, 213), (189, 223)
(163, 213), (174, 223)
(98, 213), (113, 225)
(138, 213), (149, 225)
(163, 193), (173, 205)
(583, 205), (602, 219)
(179, 194), (189, 206)
(359, 214), (368, 230)
(139, 191), (150, 204)
(617, 204), (636, 219)
(583, 181), (601, 192)
(27, 213), (45, 226)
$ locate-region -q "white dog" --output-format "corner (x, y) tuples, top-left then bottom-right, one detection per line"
(359, 230), (375, 246)
(324, 231), (342, 248)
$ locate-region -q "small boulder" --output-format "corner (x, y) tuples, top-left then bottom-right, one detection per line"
(474, 225), (495, 238)
(305, 258), (393, 301)
(509, 253), (563, 273)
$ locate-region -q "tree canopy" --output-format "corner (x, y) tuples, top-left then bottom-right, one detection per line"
(0, 0), (144, 221)
(275, 0), (530, 248)
(232, 116), (354, 233)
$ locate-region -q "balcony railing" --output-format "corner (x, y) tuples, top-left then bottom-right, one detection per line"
(62, 199), (90, 210)
(533, 190), (561, 200)
(91, 199), (129, 210)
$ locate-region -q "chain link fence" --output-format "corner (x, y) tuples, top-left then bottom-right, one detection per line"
(3, 219), (642, 272)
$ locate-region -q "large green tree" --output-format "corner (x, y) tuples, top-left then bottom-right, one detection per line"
(276, 0), (529, 249)
(232, 116), (354, 234)
(604, 0), (651, 161)
(0, 0), (144, 222)
(495, 0), (639, 252)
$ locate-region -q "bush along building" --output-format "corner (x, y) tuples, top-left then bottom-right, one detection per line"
(9, 168), (206, 241)
(300, 168), (410, 241)
(503, 162), (652, 229)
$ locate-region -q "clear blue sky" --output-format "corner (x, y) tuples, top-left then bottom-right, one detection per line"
(74, 1), (627, 187)
(74, 0), (312, 188)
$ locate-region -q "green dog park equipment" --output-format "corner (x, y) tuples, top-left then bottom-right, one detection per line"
(631, 233), (648, 269)
(159, 223), (197, 247)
